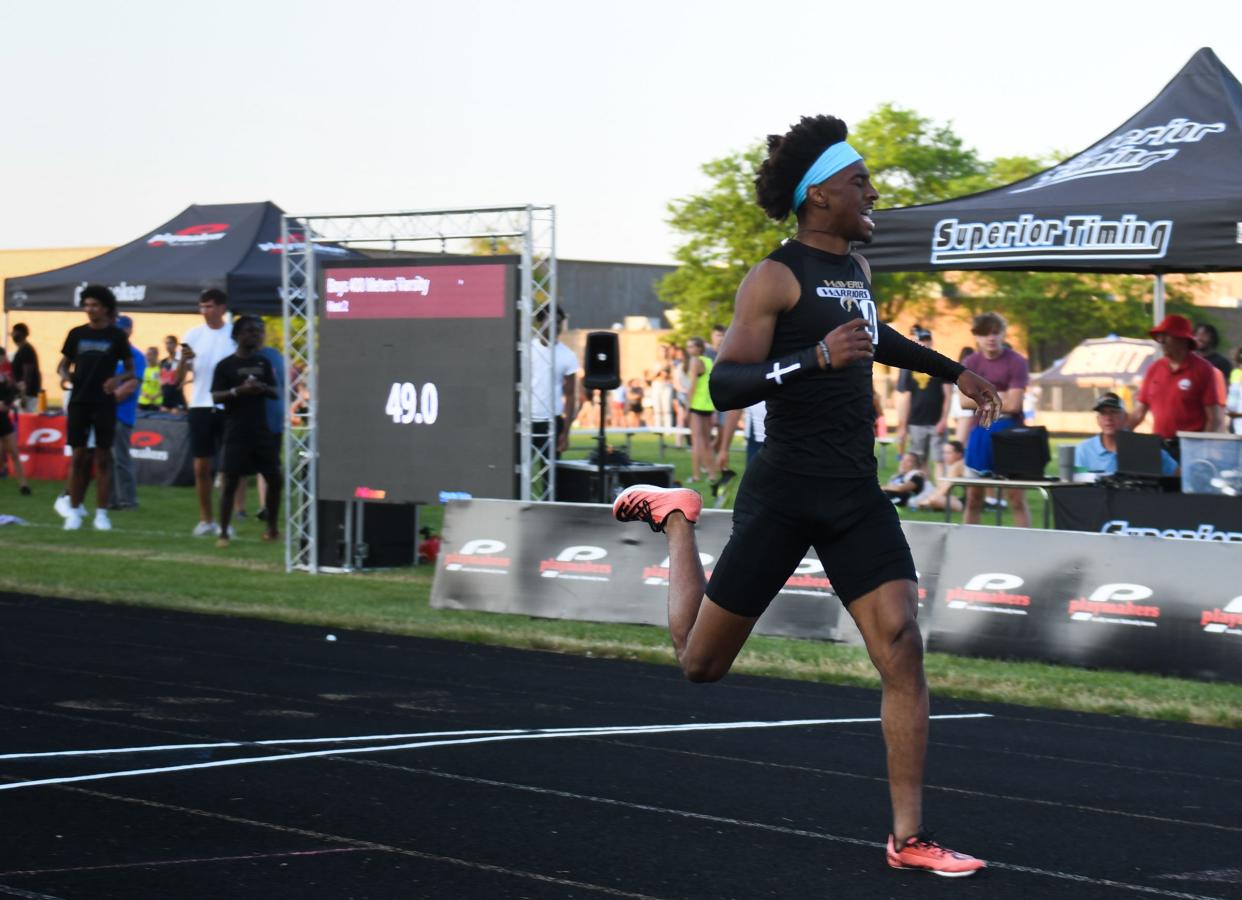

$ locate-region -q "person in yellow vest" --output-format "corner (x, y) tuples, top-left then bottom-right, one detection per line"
(138, 347), (163, 410)
(685, 336), (718, 484)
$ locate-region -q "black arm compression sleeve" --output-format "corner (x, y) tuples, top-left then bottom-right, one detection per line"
(874, 323), (966, 382)
(708, 346), (822, 411)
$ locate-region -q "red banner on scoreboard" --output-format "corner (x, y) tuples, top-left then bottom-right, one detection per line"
(322, 264), (507, 320)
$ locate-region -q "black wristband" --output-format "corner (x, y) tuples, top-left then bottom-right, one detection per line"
(708, 346), (822, 411)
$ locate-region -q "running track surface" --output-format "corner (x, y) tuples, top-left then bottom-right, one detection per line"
(1, 593), (1240, 900)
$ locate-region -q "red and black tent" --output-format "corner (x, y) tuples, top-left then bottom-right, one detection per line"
(3, 201), (357, 315)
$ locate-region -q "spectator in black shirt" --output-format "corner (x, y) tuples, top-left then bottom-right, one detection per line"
(210, 316), (280, 548)
(55, 286), (135, 531)
(0, 367), (31, 494)
(1194, 322), (1233, 383)
(10, 323), (40, 413)
(894, 326), (952, 477)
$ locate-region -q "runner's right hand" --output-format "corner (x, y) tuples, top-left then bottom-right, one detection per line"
(823, 319), (874, 369)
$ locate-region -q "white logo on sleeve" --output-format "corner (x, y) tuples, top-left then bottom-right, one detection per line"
(766, 361), (801, 385)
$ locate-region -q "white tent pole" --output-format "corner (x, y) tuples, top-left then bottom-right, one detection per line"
(1153, 274), (1166, 325)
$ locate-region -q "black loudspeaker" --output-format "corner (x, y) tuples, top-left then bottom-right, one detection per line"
(554, 460), (675, 502)
(315, 500), (416, 568)
(582, 331), (622, 391)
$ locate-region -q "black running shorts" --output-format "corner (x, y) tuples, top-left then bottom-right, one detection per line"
(706, 455), (917, 617)
(220, 433), (281, 477)
(188, 408), (225, 459)
(66, 402), (116, 449)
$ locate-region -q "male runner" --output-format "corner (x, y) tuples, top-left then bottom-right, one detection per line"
(613, 115), (999, 877)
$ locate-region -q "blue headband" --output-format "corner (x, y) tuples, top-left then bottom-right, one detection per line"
(791, 142), (863, 213)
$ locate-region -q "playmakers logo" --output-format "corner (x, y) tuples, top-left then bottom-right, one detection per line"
(129, 431), (169, 462)
(1201, 595), (1242, 637)
(1011, 118), (1226, 194)
(147, 223), (230, 247)
(257, 232), (351, 256)
(539, 545), (613, 581)
(443, 539), (510, 575)
(74, 281), (146, 305)
(1068, 583), (1160, 627)
(945, 573), (1031, 615)
(931, 213), (1172, 266)
(778, 557), (834, 597)
(644, 552), (714, 587)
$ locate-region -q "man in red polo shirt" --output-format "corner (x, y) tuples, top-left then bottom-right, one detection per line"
(1130, 314), (1226, 456)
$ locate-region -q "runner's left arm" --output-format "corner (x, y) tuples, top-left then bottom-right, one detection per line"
(874, 324), (964, 381)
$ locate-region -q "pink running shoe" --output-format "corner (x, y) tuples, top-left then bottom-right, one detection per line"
(612, 485), (702, 533)
(886, 832), (985, 877)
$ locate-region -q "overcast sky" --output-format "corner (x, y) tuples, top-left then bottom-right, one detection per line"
(1, 1), (1238, 264)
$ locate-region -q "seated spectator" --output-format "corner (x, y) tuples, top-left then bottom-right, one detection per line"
(919, 440), (965, 512)
(1075, 392), (1177, 477)
(883, 451), (933, 508)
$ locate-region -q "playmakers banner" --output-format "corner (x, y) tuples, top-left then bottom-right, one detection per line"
(431, 500), (1242, 684)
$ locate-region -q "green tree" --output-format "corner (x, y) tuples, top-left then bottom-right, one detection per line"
(970, 271), (1203, 370)
(657, 145), (790, 338)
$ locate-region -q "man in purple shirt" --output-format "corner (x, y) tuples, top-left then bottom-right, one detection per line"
(961, 312), (1031, 526)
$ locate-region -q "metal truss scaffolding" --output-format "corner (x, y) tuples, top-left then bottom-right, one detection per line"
(280, 204), (557, 573)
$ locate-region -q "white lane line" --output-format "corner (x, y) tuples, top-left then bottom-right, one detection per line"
(367, 763), (1229, 900)
(0, 714), (993, 760)
(0, 713), (990, 792)
(0, 886), (69, 900)
(0, 729), (530, 760)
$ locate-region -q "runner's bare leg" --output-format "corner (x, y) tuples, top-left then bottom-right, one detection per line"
(848, 578), (927, 843)
(664, 513), (757, 682)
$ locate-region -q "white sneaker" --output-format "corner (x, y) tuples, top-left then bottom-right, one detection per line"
(64, 510), (84, 531)
(93, 510), (112, 531)
(192, 521), (219, 537)
(54, 494), (72, 518)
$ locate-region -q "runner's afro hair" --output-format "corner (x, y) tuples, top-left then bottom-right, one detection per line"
(754, 115), (850, 221)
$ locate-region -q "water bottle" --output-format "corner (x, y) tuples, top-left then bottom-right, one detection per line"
(1058, 444), (1075, 482)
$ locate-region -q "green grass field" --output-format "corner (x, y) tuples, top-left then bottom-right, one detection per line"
(1, 437), (1239, 730)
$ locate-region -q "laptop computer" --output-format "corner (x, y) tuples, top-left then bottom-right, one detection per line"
(991, 426), (1052, 479)
(1115, 431), (1165, 479)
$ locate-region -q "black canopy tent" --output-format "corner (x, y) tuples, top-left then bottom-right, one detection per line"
(866, 48), (1242, 285)
(3, 201), (357, 315)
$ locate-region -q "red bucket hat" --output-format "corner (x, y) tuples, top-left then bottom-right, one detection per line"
(1149, 314), (1195, 343)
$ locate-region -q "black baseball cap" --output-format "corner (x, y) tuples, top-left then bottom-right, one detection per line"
(1092, 392), (1125, 412)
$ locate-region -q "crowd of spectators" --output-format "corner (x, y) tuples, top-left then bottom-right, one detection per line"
(1, 285), (291, 546)
(5, 294), (1237, 536)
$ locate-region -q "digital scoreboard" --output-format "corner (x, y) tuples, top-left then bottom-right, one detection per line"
(317, 256), (518, 504)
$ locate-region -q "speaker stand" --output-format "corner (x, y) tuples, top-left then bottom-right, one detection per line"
(596, 387), (609, 504)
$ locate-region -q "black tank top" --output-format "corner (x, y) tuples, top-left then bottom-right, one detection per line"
(761, 240), (880, 477)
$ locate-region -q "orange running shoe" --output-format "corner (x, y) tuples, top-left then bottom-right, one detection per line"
(886, 831), (986, 878)
(612, 485), (702, 533)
